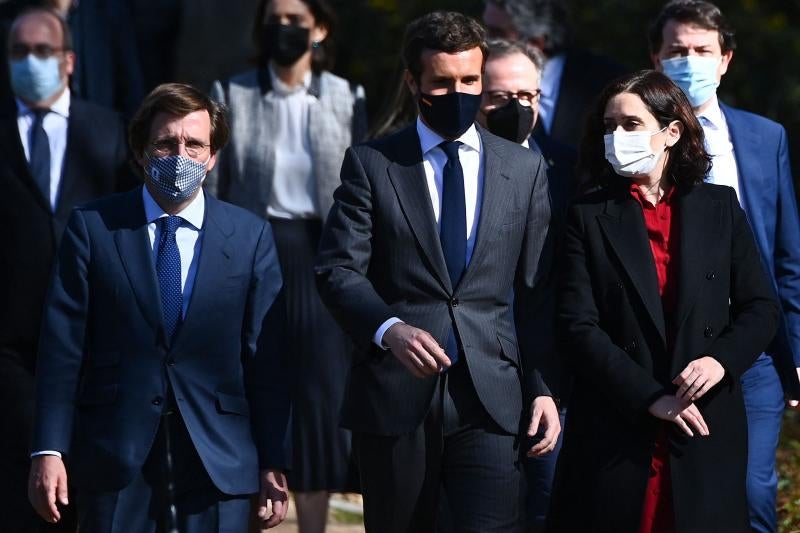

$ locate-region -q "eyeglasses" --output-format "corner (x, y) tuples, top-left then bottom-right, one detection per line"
(9, 44), (68, 60)
(485, 89), (542, 107)
(150, 139), (211, 159)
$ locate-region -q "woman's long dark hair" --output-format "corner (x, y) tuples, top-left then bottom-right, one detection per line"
(579, 70), (711, 189)
(252, 0), (337, 73)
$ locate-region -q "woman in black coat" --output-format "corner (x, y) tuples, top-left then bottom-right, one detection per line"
(548, 70), (779, 532)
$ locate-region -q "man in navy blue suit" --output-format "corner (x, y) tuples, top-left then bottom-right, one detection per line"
(651, 2), (800, 532)
(27, 83), (291, 532)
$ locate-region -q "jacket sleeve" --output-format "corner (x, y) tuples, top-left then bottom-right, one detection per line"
(557, 204), (666, 419)
(705, 187), (780, 382)
(315, 146), (394, 347)
(204, 79), (229, 199)
(243, 221), (291, 471)
(32, 209), (92, 455)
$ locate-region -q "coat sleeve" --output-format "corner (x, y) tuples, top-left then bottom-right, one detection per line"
(705, 187), (780, 382)
(31, 209), (92, 455)
(315, 146), (394, 347)
(204, 79), (229, 199)
(514, 152), (556, 402)
(243, 220), (291, 471)
(557, 204), (666, 419)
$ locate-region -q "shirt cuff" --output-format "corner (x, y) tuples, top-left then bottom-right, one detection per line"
(31, 450), (62, 459)
(374, 317), (404, 349)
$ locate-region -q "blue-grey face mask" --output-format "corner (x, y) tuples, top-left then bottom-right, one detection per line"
(147, 155), (208, 203)
(660, 56), (720, 108)
(10, 54), (63, 104)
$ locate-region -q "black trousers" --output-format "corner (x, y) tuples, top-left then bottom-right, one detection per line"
(354, 360), (523, 533)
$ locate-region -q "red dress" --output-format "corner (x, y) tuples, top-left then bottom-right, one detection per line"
(629, 184), (680, 533)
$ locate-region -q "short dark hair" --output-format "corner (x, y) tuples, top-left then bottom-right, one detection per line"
(580, 70), (711, 189)
(402, 11), (487, 83)
(252, 0), (337, 73)
(9, 7), (73, 52)
(486, 38), (545, 79)
(485, 0), (571, 55)
(129, 83), (229, 162)
(648, 0), (736, 55)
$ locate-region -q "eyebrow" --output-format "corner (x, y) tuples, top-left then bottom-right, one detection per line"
(603, 115), (643, 122)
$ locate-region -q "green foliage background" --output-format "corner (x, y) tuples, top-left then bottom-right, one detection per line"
(328, 0), (800, 184)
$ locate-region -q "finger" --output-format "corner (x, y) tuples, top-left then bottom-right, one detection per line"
(407, 339), (439, 373)
(45, 476), (61, 523)
(691, 380), (714, 402)
(673, 416), (694, 437)
(56, 470), (68, 506)
(527, 407), (542, 437)
(686, 405), (709, 435)
(680, 375), (706, 401)
(266, 498), (287, 528)
(676, 372), (701, 399)
(527, 436), (553, 456)
(419, 333), (451, 369)
(399, 353), (427, 378)
(257, 485), (268, 519)
(672, 365), (695, 386)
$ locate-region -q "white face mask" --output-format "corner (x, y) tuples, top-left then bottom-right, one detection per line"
(604, 127), (667, 178)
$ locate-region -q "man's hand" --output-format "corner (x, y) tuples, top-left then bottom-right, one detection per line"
(383, 322), (451, 378)
(257, 469), (288, 529)
(648, 395), (709, 437)
(673, 356), (725, 401)
(28, 455), (68, 523)
(526, 396), (561, 457)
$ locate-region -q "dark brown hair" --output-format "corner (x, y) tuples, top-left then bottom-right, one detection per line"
(252, 0), (337, 73)
(402, 11), (488, 83)
(129, 83), (229, 161)
(648, 0), (736, 55)
(579, 70), (711, 189)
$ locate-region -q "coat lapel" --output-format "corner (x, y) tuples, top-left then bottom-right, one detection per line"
(113, 188), (164, 339)
(673, 185), (721, 333)
(598, 191), (667, 345)
(458, 130), (514, 290)
(386, 126), (452, 293)
(0, 110), (50, 213)
(170, 194), (234, 349)
(720, 103), (762, 219)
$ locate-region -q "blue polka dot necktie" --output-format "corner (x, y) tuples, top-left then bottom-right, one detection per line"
(157, 216), (183, 341)
(439, 140), (466, 364)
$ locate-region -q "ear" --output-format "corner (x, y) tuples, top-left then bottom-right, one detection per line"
(205, 152), (218, 173)
(651, 53), (662, 71)
(62, 50), (75, 77)
(403, 69), (418, 98)
(718, 49), (733, 79)
(665, 120), (683, 148)
(311, 23), (328, 45)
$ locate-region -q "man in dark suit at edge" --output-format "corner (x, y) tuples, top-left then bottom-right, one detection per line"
(0, 7), (134, 531)
(316, 11), (560, 532)
(27, 83), (290, 532)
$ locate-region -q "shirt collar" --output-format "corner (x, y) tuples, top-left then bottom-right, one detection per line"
(696, 95), (726, 131)
(142, 185), (205, 230)
(416, 115), (482, 156)
(629, 181), (677, 206)
(268, 63), (312, 95)
(16, 87), (71, 119)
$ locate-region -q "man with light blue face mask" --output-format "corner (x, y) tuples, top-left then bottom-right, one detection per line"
(0, 7), (135, 532)
(650, 2), (800, 532)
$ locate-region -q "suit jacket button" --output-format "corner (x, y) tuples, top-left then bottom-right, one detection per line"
(616, 282), (624, 290)
(451, 298), (459, 307)
(152, 396), (163, 406)
(166, 358), (176, 366)
(704, 326), (714, 338)
(706, 271), (716, 280)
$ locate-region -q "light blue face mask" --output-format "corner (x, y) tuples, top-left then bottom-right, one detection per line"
(660, 56), (720, 108)
(10, 54), (63, 104)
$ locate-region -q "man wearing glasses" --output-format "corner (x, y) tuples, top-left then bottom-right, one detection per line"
(0, 7), (134, 531)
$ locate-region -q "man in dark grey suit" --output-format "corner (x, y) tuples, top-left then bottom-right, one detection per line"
(316, 11), (560, 533)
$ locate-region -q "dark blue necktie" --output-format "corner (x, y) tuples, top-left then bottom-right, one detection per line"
(29, 109), (51, 206)
(157, 216), (183, 342)
(439, 141), (467, 363)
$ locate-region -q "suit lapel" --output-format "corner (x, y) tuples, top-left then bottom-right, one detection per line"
(113, 188), (164, 338)
(458, 131), (513, 290)
(673, 185), (721, 332)
(55, 100), (85, 222)
(720, 103), (762, 217)
(170, 195), (233, 349)
(386, 126), (452, 293)
(0, 110), (50, 213)
(598, 191), (667, 345)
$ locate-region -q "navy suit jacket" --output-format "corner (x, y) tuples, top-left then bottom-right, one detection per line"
(722, 102), (800, 399)
(32, 187), (290, 494)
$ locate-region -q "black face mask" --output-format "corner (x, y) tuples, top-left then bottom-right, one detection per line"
(486, 99), (535, 144)
(418, 91), (482, 139)
(262, 23), (310, 67)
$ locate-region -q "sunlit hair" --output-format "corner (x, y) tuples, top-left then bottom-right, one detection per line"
(648, 0), (736, 54)
(579, 70), (711, 189)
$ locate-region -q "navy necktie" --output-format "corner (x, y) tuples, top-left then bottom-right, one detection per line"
(29, 109), (51, 206)
(439, 141), (467, 363)
(157, 216), (183, 342)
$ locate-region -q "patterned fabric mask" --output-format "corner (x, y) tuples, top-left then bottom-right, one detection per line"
(147, 155), (208, 203)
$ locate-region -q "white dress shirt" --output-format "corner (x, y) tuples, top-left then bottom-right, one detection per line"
(16, 88), (70, 210)
(373, 117), (484, 347)
(32, 186), (206, 459)
(538, 53), (566, 135)
(698, 96), (741, 203)
(265, 65), (318, 219)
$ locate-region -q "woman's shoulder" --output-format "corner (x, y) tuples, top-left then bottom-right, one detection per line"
(319, 71), (363, 97)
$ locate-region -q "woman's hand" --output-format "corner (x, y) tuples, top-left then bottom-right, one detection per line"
(648, 395), (709, 437)
(673, 356), (725, 402)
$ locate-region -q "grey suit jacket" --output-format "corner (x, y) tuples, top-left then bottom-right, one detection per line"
(205, 68), (366, 218)
(315, 124), (556, 436)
